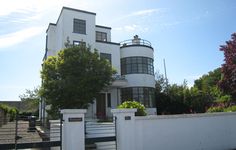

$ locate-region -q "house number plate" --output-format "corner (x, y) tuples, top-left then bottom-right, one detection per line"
(68, 117), (83, 122)
(125, 116), (131, 120)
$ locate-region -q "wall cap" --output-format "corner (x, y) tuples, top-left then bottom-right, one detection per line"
(135, 112), (236, 120)
(49, 120), (60, 123)
(60, 109), (87, 114)
(111, 108), (137, 114)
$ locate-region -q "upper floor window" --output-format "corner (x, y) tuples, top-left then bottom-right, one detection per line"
(96, 31), (107, 42)
(73, 41), (86, 46)
(121, 57), (154, 75)
(73, 19), (86, 34)
(100, 53), (111, 64)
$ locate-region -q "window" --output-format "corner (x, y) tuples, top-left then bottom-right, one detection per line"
(73, 41), (86, 46)
(121, 57), (154, 75)
(100, 53), (111, 64)
(121, 87), (155, 107)
(73, 19), (86, 34)
(96, 31), (107, 41)
(107, 93), (111, 107)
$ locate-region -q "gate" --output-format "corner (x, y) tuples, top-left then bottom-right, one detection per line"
(85, 117), (117, 150)
(0, 114), (62, 149)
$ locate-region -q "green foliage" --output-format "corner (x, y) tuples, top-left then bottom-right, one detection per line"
(207, 106), (224, 113)
(9, 108), (18, 121)
(224, 105), (236, 112)
(0, 104), (18, 121)
(0, 104), (10, 113)
(118, 101), (147, 116)
(19, 88), (40, 114)
(207, 105), (236, 113)
(40, 45), (115, 117)
(155, 69), (224, 115)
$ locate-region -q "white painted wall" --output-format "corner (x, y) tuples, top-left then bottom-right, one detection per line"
(112, 109), (236, 150)
(124, 74), (155, 87)
(95, 42), (121, 74)
(120, 46), (154, 59)
(61, 109), (87, 150)
(62, 9), (96, 50)
(95, 26), (111, 42)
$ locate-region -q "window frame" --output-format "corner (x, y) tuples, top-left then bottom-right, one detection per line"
(121, 87), (155, 107)
(96, 31), (107, 42)
(73, 18), (86, 34)
(121, 56), (154, 75)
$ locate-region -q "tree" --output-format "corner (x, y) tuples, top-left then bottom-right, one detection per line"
(219, 33), (236, 99)
(40, 45), (115, 117)
(19, 88), (40, 114)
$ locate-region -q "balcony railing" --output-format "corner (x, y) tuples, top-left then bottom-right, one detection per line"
(120, 38), (152, 48)
(112, 75), (126, 80)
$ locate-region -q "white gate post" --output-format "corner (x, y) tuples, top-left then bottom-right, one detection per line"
(111, 109), (137, 150)
(61, 109), (87, 150)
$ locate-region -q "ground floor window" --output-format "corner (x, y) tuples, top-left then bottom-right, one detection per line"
(121, 87), (155, 108)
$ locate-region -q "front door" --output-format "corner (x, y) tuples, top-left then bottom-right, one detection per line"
(96, 93), (106, 119)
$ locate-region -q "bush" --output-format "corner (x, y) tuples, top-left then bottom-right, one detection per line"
(118, 101), (147, 116)
(224, 105), (236, 112)
(207, 105), (236, 113)
(9, 108), (18, 121)
(0, 104), (10, 114)
(207, 106), (224, 113)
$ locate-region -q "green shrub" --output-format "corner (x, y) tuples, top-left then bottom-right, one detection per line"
(207, 105), (236, 113)
(224, 105), (236, 112)
(0, 104), (10, 114)
(207, 106), (224, 113)
(118, 101), (147, 116)
(9, 108), (18, 121)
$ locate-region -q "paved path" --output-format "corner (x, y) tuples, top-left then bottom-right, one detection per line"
(0, 121), (42, 144)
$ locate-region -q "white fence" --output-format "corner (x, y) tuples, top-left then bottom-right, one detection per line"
(112, 109), (236, 150)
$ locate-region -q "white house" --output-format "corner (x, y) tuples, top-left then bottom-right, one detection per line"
(41, 7), (156, 119)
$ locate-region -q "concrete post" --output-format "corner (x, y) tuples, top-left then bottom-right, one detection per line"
(61, 109), (87, 150)
(111, 109), (137, 150)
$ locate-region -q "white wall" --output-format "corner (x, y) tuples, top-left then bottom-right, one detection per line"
(95, 42), (121, 74)
(62, 9), (96, 50)
(95, 26), (111, 42)
(124, 74), (155, 87)
(112, 110), (236, 150)
(120, 46), (154, 59)
(134, 112), (236, 150)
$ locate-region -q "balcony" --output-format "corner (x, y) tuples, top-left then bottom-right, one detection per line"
(111, 75), (127, 87)
(120, 35), (152, 48)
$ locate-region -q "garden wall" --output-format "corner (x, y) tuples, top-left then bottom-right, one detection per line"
(112, 109), (236, 150)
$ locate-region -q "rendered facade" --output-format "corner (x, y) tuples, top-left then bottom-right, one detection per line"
(43, 7), (156, 118)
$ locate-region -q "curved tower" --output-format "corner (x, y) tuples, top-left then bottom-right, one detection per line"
(120, 35), (156, 114)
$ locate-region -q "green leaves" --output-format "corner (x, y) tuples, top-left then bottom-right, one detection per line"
(40, 45), (114, 117)
(118, 101), (147, 116)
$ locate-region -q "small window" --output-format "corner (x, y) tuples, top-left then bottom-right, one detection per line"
(107, 93), (111, 107)
(73, 41), (86, 46)
(100, 53), (111, 64)
(96, 31), (107, 41)
(73, 19), (86, 34)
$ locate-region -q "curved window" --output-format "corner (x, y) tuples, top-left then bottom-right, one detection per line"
(121, 57), (154, 75)
(121, 87), (155, 108)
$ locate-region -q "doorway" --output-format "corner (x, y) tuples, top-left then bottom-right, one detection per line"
(96, 93), (106, 119)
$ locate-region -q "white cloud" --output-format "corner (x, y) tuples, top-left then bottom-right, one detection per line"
(0, 27), (44, 49)
(114, 24), (149, 33)
(115, 8), (165, 21)
(130, 9), (162, 17)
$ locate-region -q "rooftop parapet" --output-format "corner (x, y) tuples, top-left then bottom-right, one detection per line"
(120, 35), (152, 49)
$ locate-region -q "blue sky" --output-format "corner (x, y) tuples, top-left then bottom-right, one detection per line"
(0, 0), (236, 101)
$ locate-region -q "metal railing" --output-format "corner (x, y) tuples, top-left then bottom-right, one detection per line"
(120, 38), (152, 48)
(112, 75), (126, 80)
